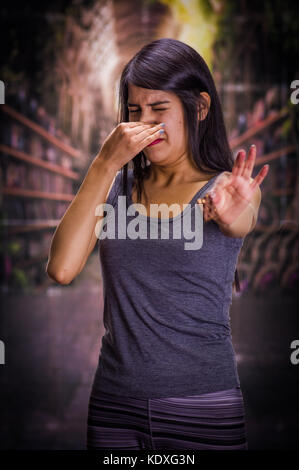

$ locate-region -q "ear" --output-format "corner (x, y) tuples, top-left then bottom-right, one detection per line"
(197, 92), (211, 121)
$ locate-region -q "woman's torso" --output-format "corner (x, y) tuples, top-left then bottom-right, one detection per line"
(91, 168), (245, 398)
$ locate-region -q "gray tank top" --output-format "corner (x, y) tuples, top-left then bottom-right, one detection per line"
(90, 168), (245, 398)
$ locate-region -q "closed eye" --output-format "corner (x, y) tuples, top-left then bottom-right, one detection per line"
(129, 108), (168, 113)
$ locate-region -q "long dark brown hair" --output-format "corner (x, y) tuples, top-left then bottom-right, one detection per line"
(116, 38), (241, 292)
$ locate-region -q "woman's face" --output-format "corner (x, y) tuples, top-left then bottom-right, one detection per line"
(127, 82), (189, 166)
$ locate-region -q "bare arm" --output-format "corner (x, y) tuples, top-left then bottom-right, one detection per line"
(46, 120), (166, 284)
(46, 156), (118, 285)
(65, 169), (118, 280)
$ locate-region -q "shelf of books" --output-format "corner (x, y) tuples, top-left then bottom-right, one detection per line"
(228, 91), (298, 294)
(0, 101), (83, 291)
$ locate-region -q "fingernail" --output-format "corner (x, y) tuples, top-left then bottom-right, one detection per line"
(250, 144), (256, 148)
(159, 129), (165, 135)
(160, 123), (165, 127)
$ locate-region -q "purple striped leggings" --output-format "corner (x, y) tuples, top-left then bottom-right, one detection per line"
(86, 386), (248, 450)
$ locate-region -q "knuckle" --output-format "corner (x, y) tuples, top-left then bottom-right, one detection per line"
(119, 123), (127, 134)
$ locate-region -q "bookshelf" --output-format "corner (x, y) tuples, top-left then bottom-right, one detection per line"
(0, 103), (84, 290)
(228, 95), (298, 293)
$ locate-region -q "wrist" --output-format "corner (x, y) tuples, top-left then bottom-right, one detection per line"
(217, 217), (238, 236)
(92, 152), (120, 176)
(217, 200), (257, 237)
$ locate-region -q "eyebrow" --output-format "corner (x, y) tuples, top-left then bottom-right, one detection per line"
(127, 100), (171, 107)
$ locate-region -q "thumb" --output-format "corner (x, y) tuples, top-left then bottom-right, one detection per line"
(209, 189), (220, 204)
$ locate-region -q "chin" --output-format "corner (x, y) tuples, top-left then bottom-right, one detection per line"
(144, 149), (166, 159)
(145, 155), (166, 164)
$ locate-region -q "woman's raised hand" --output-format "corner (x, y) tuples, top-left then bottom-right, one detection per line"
(197, 145), (269, 226)
(98, 121), (165, 172)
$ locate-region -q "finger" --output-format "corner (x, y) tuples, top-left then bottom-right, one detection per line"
(233, 150), (246, 177)
(207, 188), (220, 205)
(242, 144), (256, 180)
(138, 123), (164, 138)
(206, 197), (214, 220)
(207, 194), (218, 212)
(125, 121), (156, 128)
(125, 122), (161, 137)
(200, 195), (215, 222)
(142, 128), (165, 146)
(250, 164), (270, 190)
(207, 175), (229, 204)
(207, 203), (218, 222)
(203, 203), (211, 222)
(197, 197), (209, 221)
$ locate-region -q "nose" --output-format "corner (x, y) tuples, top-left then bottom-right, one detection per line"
(138, 109), (160, 126)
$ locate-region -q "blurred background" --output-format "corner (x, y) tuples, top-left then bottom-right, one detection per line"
(0, 0), (298, 450)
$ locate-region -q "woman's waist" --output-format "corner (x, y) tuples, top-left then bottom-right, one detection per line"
(100, 333), (237, 371)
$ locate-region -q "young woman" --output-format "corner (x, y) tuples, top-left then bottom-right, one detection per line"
(47, 38), (269, 450)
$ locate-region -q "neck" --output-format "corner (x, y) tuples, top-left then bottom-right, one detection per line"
(147, 156), (213, 187)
